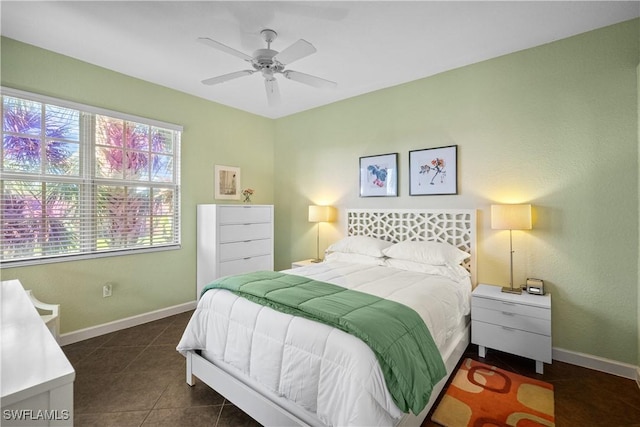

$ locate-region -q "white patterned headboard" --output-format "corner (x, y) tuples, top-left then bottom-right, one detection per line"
(347, 209), (477, 285)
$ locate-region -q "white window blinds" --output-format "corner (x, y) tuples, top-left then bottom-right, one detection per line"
(1, 87), (182, 267)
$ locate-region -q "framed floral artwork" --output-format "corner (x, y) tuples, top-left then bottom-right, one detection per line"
(409, 145), (458, 195)
(214, 165), (240, 200)
(359, 153), (398, 197)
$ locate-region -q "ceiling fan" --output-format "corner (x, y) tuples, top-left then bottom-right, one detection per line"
(198, 29), (337, 106)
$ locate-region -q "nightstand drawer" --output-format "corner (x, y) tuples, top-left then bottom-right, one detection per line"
(472, 296), (550, 320)
(472, 320), (552, 362)
(472, 306), (550, 335)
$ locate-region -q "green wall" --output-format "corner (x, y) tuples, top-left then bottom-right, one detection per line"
(2, 19), (639, 366)
(274, 19), (639, 365)
(0, 37), (275, 333)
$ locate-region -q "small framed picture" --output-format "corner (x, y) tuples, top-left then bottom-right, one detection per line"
(359, 153), (398, 197)
(409, 145), (458, 195)
(214, 165), (241, 200)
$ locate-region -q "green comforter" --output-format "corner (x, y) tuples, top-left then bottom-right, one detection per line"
(202, 270), (446, 414)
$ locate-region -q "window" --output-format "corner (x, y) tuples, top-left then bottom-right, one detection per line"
(1, 88), (181, 267)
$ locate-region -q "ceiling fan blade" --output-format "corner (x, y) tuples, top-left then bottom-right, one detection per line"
(202, 70), (255, 86)
(198, 37), (253, 62)
(283, 70), (337, 89)
(273, 39), (316, 65)
(264, 78), (281, 106)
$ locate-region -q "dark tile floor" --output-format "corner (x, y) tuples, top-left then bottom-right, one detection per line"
(63, 310), (259, 427)
(63, 311), (640, 426)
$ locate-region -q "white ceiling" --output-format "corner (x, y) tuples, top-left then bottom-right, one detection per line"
(2, 1), (638, 119)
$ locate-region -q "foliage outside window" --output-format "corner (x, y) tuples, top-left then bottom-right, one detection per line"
(1, 88), (182, 267)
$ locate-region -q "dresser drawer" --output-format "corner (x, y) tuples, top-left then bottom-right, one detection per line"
(219, 223), (272, 242)
(218, 206), (272, 224)
(472, 306), (550, 335)
(472, 296), (550, 320)
(219, 239), (272, 261)
(472, 320), (552, 363)
(219, 255), (273, 277)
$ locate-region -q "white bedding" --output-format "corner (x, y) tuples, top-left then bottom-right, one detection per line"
(177, 261), (472, 426)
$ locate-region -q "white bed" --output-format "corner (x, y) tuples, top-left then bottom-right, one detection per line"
(178, 208), (477, 426)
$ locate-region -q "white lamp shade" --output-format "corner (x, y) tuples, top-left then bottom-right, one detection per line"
(308, 205), (337, 223)
(491, 204), (532, 230)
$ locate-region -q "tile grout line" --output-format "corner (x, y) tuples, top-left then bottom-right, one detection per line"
(75, 317), (180, 423)
(214, 401), (226, 427)
(134, 316), (188, 425)
(138, 410), (152, 427)
(117, 319), (176, 372)
(72, 312), (263, 425)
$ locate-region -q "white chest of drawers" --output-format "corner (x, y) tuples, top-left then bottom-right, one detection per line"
(471, 284), (552, 374)
(196, 204), (274, 299)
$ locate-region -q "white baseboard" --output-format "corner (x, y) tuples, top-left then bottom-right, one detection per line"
(59, 301), (197, 346)
(553, 347), (637, 380)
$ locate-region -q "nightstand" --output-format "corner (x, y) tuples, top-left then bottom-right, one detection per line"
(471, 284), (551, 374)
(291, 259), (317, 268)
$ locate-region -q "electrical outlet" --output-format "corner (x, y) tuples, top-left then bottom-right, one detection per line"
(103, 283), (113, 298)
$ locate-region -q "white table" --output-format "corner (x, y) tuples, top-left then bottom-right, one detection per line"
(1, 280), (75, 426)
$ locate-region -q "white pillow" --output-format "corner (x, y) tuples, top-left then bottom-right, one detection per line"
(326, 236), (393, 258)
(382, 241), (470, 266)
(385, 258), (469, 281)
(325, 252), (386, 265)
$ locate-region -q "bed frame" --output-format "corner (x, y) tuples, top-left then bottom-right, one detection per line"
(186, 208), (477, 426)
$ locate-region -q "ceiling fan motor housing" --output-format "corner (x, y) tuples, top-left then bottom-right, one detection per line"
(252, 48), (284, 75)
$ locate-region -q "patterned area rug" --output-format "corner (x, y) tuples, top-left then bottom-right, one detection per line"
(431, 358), (555, 427)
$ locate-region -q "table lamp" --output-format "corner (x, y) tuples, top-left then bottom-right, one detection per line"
(491, 204), (532, 294)
(308, 205), (337, 262)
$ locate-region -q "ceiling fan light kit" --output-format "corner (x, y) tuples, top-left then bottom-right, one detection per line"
(198, 28), (336, 106)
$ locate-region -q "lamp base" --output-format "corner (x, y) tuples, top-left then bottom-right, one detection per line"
(501, 286), (522, 295)
(310, 258), (323, 263)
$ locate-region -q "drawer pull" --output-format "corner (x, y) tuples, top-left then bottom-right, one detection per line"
(501, 311), (515, 316)
(501, 326), (517, 332)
